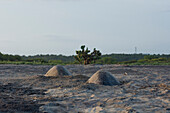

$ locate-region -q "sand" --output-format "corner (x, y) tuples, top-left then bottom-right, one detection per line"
(0, 64), (169, 113)
(87, 70), (120, 86)
(45, 65), (71, 77)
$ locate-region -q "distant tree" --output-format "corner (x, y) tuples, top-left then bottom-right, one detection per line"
(26, 58), (47, 63)
(74, 45), (101, 65)
(0, 52), (3, 60)
(14, 55), (22, 61)
(144, 55), (158, 60)
(96, 57), (117, 64)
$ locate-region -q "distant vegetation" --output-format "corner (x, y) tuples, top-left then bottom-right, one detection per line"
(0, 52), (22, 61)
(0, 51), (170, 65)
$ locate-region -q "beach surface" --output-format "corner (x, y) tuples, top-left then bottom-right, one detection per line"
(0, 64), (169, 113)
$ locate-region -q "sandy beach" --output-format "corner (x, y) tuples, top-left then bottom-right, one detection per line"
(0, 64), (169, 113)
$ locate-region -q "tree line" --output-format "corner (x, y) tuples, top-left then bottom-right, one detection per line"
(0, 45), (170, 65)
(0, 52), (22, 61)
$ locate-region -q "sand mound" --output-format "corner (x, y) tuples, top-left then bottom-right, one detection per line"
(44, 65), (71, 77)
(86, 70), (120, 86)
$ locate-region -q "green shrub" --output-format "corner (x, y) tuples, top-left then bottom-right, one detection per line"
(74, 45), (101, 65)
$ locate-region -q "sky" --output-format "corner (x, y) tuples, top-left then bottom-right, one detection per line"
(0, 0), (170, 56)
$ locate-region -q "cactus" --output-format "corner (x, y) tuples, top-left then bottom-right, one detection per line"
(74, 45), (101, 65)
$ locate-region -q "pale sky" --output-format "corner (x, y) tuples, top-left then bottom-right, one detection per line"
(0, 0), (170, 55)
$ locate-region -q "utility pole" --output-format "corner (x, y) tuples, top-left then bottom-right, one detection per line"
(135, 47), (137, 54)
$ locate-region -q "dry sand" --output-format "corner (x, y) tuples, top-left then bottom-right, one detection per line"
(0, 64), (169, 113)
(45, 65), (71, 77)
